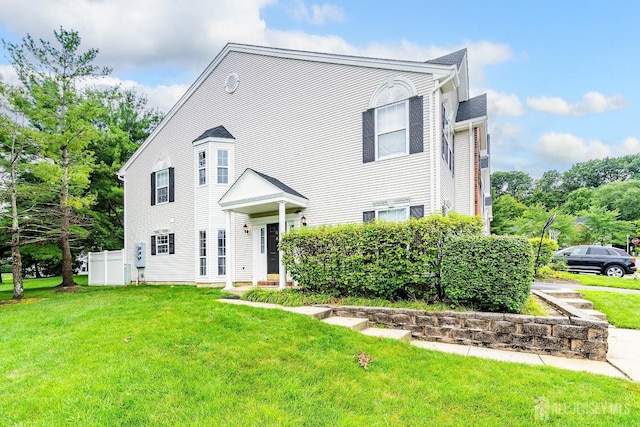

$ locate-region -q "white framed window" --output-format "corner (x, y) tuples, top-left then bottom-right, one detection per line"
(217, 149), (228, 184)
(198, 151), (206, 185)
(376, 100), (408, 159)
(156, 234), (169, 254)
(156, 169), (169, 204)
(443, 104), (454, 173)
(199, 230), (207, 276)
(377, 207), (409, 223)
(260, 227), (265, 254)
(217, 229), (226, 276)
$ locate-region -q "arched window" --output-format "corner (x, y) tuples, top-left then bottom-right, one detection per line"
(151, 154), (174, 205)
(363, 76), (423, 162)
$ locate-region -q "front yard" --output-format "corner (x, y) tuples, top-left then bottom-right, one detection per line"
(1, 281), (639, 425)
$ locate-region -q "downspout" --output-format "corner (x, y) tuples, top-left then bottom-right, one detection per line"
(469, 122), (475, 216)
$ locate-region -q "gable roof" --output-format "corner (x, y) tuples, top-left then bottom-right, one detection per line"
(426, 48), (467, 69)
(250, 169), (307, 200)
(118, 43), (462, 177)
(218, 168), (308, 214)
(193, 125), (234, 142)
(456, 93), (487, 123)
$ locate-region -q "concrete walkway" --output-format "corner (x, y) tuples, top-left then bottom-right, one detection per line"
(217, 298), (635, 381)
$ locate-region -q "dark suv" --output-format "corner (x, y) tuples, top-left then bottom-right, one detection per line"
(554, 245), (637, 277)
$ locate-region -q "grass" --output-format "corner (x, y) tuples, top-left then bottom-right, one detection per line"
(580, 290), (640, 329)
(544, 271), (640, 290)
(0, 274), (88, 294)
(1, 280), (639, 425)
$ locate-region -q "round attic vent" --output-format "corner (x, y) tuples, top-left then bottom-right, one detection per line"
(225, 72), (239, 93)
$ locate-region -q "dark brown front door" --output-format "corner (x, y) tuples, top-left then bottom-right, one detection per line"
(267, 223), (279, 275)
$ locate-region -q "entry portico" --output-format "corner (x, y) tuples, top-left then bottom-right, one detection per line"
(218, 168), (308, 289)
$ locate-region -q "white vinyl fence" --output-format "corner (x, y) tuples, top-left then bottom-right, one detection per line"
(88, 250), (131, 286)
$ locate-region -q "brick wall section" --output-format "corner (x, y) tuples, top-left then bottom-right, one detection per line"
(329, 306), (608, 361)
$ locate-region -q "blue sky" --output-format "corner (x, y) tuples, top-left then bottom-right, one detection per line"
(0, 0), (639, 178)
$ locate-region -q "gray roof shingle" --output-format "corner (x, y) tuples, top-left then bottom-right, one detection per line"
(456, 93), (487, 123)
(250, 169), (308, 200)
(426, 48), (467, 69)
(193, 125), (234, 142)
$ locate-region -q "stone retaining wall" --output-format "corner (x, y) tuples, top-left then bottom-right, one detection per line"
(329, 306), (608, 361)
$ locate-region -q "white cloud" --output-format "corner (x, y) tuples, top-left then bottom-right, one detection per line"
(486, 89), (524, 117)
(0, 65), (19, 86)
(527, 91), (630, 116)
(289, 1), (345, 25)
(532, 132), (640, 167)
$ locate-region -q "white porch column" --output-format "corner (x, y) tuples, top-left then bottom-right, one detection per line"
(224, 210), (233, 290)
(278, 201), (286, 289)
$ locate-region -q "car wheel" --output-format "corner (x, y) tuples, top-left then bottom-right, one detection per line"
(604, 265), (625, 277)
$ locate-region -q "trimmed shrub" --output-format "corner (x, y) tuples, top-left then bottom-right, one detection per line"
(529, 237), (559, 267)
(440, 235), (534, 312)
(279, 213), (483, 301)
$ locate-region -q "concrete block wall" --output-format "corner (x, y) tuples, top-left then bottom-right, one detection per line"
(330, 306), (608, 361)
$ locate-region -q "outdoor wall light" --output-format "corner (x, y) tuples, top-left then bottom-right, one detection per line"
(243, 223), (251, 234)
(301, 216), (307, 227)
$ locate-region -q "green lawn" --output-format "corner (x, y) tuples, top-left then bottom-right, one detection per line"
(581, 290), (640, 329)
(549, 271), (640, 290)
(0, 274), (88, 294)
(1, 282), (639, 425)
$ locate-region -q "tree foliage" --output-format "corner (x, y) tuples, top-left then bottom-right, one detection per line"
(491, 171), (533, 202)
(4, 27), (111, 286)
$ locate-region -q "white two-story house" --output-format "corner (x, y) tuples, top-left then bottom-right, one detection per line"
(118, 43), (491, 288)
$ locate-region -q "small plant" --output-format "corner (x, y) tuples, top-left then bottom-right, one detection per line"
(355, 350), (372, 369)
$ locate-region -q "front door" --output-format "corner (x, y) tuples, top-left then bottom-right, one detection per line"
(267, 223), (279, 276)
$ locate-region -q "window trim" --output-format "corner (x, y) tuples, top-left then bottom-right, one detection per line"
(156, 234), (169, 255)
(217, 229), (226, 276)
(217, 149), (229, 185)
(374, 100), (410, 160)
(198, 150), (207, 186)
(199, 230), (207, 276)
(156, 169), (169, 204)
(376, 207), (409, 222)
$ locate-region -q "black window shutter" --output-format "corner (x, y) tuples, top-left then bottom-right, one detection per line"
(409, 96), (423, 154)
(169, 233), (175, 254)
(168, 167), (175, 203)
(362, 109), (375, 163)
(151, 235), (156, 255)
(363, 210), (375, 223)
(410, 205), (424, 219)
(150, 172), (156, 206)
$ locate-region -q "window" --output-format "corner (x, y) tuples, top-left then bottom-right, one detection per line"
(156, 169), (169, 204)
(443, 104), (454, 173)
(151, 167), (174, 205)
(198, 151), (206, 185)
(217, 229), (226, 276)
(260, 227), (265, 254)
(363, 96), (423, 163)
(377, 207), (408, 222)
(199, 230), (207, 276)
(376, 101), (408, 159)
(151, 233), (174, 255)
(217, 149), (228, 184)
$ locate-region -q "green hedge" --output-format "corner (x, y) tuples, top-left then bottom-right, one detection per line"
(440, 235), (534, 312)
(529, 237), (559, 267)
(279, 213), (483, 301)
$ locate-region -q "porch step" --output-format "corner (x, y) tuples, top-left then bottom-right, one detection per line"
(562, 298), (595, 310)
(542, 289), (582, 299)
(322, 316), (369, 331)
(281, 306), (333, 320)
(581, 309), (607, 321)
(362, 327), (412, 341)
